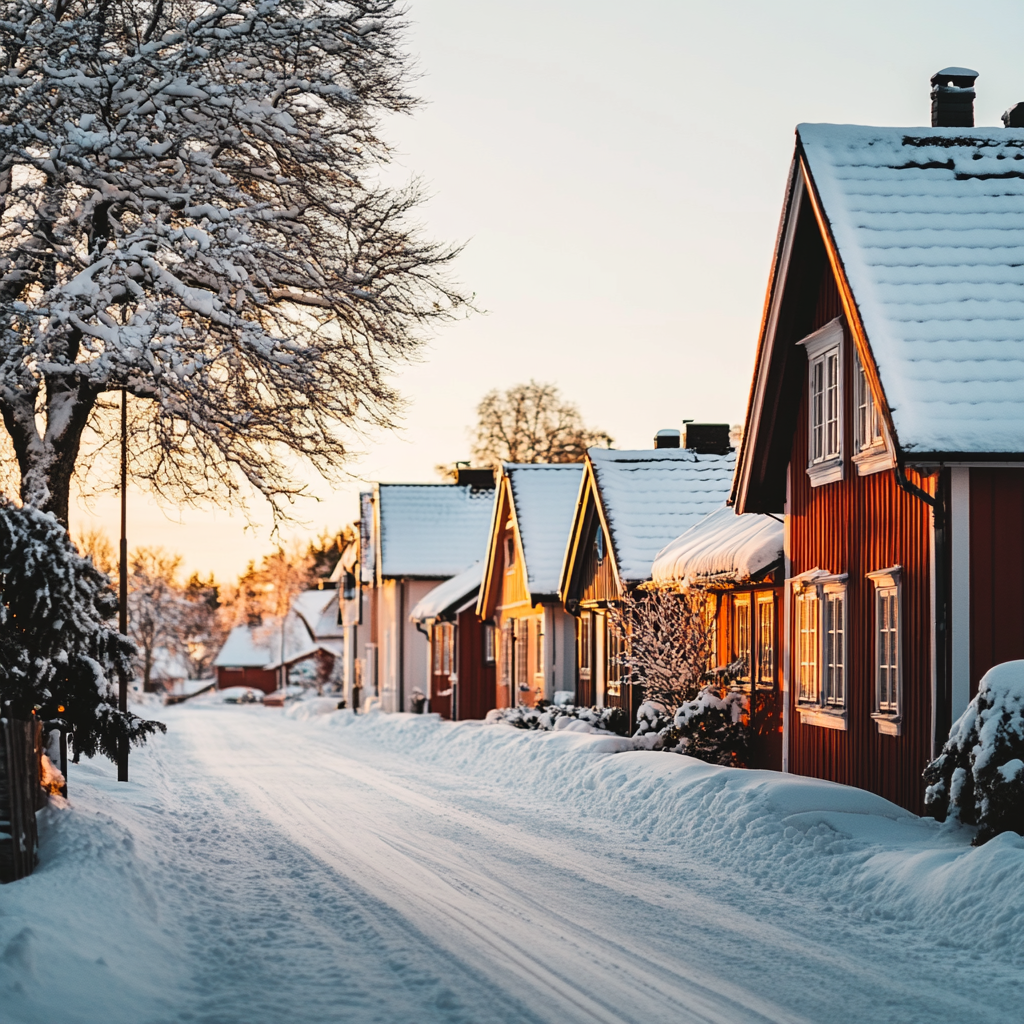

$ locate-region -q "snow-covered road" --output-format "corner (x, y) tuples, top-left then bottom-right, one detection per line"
(3, 703), (1023, 1024)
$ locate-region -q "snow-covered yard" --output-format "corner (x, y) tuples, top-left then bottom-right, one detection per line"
(3, 703), (1023, 1024)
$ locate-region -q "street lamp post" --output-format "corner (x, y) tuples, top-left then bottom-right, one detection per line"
(117, 388), (129, 782)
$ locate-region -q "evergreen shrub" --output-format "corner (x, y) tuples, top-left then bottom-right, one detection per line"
(924, 660), (1024, 845)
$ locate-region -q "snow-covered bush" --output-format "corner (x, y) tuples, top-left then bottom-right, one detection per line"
(485, 703), (629, 735)
(923, 660), (1024, 844)
(632, 688), (747, 765)
(0, 501), (164, 761)
(672, 687), (748, 767)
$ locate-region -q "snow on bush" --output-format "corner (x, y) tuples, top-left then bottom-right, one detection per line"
(0, 500), (164, 760)
(924, 660), (1024, 844)
(631, 688), (748, 765)
(486, 702), (629, 736)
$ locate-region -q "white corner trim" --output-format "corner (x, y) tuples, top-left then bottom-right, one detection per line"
(852, 445), (894, 476)
(871, 714), (902, 737)
(797, 706), (848, 731)
(950, 467), (971, 724)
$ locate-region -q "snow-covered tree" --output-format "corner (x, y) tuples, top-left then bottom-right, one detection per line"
(924, 660), (1024, 844)
(0, 0), (467, 524)
(126, 546), (188, 689)
(0, 500), (162, 758)
(470, 381), (612, 467)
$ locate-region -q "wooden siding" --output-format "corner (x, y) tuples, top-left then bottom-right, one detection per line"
(455, 609), (497, 721)
(578, 512), (620, 606)
(216, 666), (278, 694)
(787, 269), (934, 814)
(969, 468), (1024, 696)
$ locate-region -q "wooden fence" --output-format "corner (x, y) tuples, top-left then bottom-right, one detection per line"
(0, 717), (42, 883)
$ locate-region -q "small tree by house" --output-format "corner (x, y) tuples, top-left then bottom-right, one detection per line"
(470, 381), (612, 467)
(608, 586), (748, 765)
(0, 500), (163, 761)
(924, 660), (1024, 844)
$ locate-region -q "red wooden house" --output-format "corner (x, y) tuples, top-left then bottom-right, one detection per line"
(559, 433), (736, 717)
(652, 506), (785, 769)
(731, 78), (1024, 812)
(409, 562), (496, 720)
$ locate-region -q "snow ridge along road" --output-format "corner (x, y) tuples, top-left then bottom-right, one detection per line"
(2, 703), (1023, 1024)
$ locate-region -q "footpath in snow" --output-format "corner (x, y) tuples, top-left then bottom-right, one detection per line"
(2, 701), (1023, 1024)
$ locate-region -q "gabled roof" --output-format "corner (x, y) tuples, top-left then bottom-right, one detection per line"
(214, 624), (273, 668)
(376, 483), (495, 579)
(507, 464), (585, 598)
(563, 448), (737, 590)
(410, 561), (484, 624)
(799, 124), (1024, 455)
(651, 506), (784, 587)
(290, 589), (342, 640)
(734, 123), (1024, 513)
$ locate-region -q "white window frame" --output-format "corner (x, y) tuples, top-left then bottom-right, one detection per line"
(798, 319), (844, 487)
(852, 350), (894, 476)
(789, 568), (848, 730)
(868, 566), (902, 736)
(733, 593), (752, 684)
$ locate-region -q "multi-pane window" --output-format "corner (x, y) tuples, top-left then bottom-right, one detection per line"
(433, 626), (443, 674)
(515, 618), (529, 694)
(823, 591), (845, 706)
(795, 592), (818, 702)
(605, 618), (622, 696)
(483, 623), (496, 664)
(756, 595), (774, 686)
(733, 596), (751, 682)
(811, 349), (841, 463)
(877, 588), (899, 711)
(855, 357), (883, 452)
(501, 620), (514, 690)
(535, 619), (545, 684)
(579, 611), (592, 672)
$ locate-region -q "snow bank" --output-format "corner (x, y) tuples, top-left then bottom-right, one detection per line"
(300, 710), (1024, 960)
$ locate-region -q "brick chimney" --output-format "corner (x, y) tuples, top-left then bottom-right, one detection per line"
(683, 423), (731, 455)
(654, 429), (680, 449)
(931, 67), (979, 127)
(1002, 103), (1024, 128)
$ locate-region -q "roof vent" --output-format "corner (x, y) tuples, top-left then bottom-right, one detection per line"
(683, 423), (731, 455)
(1003, 103), (1024, 128)
(455, 466), (495, 491)
(930, 67), (979, 127)
(654, 428), (680, 449)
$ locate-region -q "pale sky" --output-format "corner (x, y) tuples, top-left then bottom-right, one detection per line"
(71, 0), (1024, 582)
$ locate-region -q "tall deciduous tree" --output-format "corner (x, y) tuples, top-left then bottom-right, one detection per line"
(0, 0), (467, 524)
(470, 381), (612, 466)
(126, 546), (188, 690)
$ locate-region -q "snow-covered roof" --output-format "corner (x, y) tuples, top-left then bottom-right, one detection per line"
(377, 484), (495, 578)
(290, 588), (342, 640)
(214, 624), (273, 668)
(507, 464), (585, 598)
(651, 506), (784, 586)
(409, 562), (484, 624)
(589, 448), (736, 583)
(800, 123), (1024, 454)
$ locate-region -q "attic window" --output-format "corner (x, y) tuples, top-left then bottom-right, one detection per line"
(799, 319), (844, 487)
(595, 529), (606, 563)
(852, 354), (894, 476)
(504, 534), (516, 570)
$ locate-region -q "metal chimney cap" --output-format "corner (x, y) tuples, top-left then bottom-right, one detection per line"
(932, 67), (979, 85)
